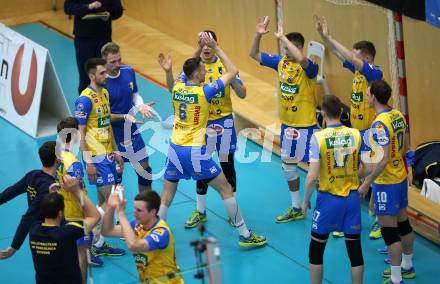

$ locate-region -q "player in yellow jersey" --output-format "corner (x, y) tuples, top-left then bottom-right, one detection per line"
(102, 190), (183, 284)
(56, 116), (98, 277)
(359, 80), (415, 284)
(75, 58), (126, 262)
(314, 15), (384, 239)
(159, 30), (247, 229)
(250, 17), (319, 223)
(302, 95), (366, 284)
(158, 32), (266, 248)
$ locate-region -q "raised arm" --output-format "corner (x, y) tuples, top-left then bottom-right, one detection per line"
(158, 53), (175, 93)
(249, 16), (270, 63)
(102, 194), (123, 237)
(231, 77), (247, 99)
(314, 15), (363, 70)
(274, 23), (309, 69)
(201, 33), (237, 86)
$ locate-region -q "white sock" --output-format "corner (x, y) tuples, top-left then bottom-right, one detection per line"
(196, 194), (206, 214)
(390, 265), (402, 283)
(401, 253), (413, 270)
(291, 191), (301, 209)
(94, 234), (105, 248)
(93, 206), (106, 248)
(223, 197), (250, 238)
(96, 206), (105, 229)
(158, 204), (169, 220)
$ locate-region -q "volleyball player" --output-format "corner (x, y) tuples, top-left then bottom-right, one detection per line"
(302, 95), (365, 284)
(249, 17), (319, 223)
(314, 15), (383, 238)
(101, 42), (155, 192)
(158, 33), (266, 248)
(75, 58), (125, 260)
(359, 80), (415, 284)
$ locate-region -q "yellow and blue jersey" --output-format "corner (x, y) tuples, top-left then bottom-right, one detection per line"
(343, 60), (383, 131)
(170, 79), (225, 146)
(260, 52), (318, 127)
(310, 124), (362, 197)
(75, 86), (113, 156)
(176, 57), (243, 121)
(56, 149), (87, 221)
(130, 217), (183, 284)
(370, 108), (408, 184)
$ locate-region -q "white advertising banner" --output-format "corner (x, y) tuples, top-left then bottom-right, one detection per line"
(0, 23), (70, 138)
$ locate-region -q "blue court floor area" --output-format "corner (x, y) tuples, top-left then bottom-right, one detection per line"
(0, 22), (439, 284)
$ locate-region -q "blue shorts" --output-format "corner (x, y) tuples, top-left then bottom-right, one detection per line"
(88, 154), (117, 187)
(372, 179), (408, 216)
(115, 133), (148, 164)
(77, 232), (93, 246)
(164, 143), (222, 181)
(206, 114), (237, 155)
(311, 191), (362, 235)
(280, 124), (318, 162)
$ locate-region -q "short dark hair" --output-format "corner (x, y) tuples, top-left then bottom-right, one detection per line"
(370, 80), (392, 105)
(322, 95), (343, 119)
(285, 32), (305, 48)
(135, 190), (161, 213)
(57, 117), (78, 144)
(38, 141), (57, 167)
(203, 30), (217, 42)
(183, 57), (202, 79)
(84, 58), (107, 74)
(353, 41), (376, 59)
(41, 192), (64, 219)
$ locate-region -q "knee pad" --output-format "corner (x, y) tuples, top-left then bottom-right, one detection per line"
(381, 227), (401, 246)
(309, 232), (328, 265)
(196, 180), (209, 195)
(198, 177), (215, 190)
(137, 166), (152, 186)
(282, 163), (299, 181)
(344, 234), (364, 267)
(220, 155), (236, 191)
(398, 219), (413, 237)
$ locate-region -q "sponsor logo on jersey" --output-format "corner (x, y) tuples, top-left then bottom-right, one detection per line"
(351, 92), (363, 103)
(213, 90), (225, 98)
(325, 135), (355, 149)
(134, 253), (148, 266)
(98, 116), (111, 128)
(280, 82), (300, 95)
(391, 117), (405, 132)
(173, 92), (199, 104)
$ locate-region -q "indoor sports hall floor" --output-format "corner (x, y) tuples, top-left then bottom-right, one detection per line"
(0, 23), (439, 284)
